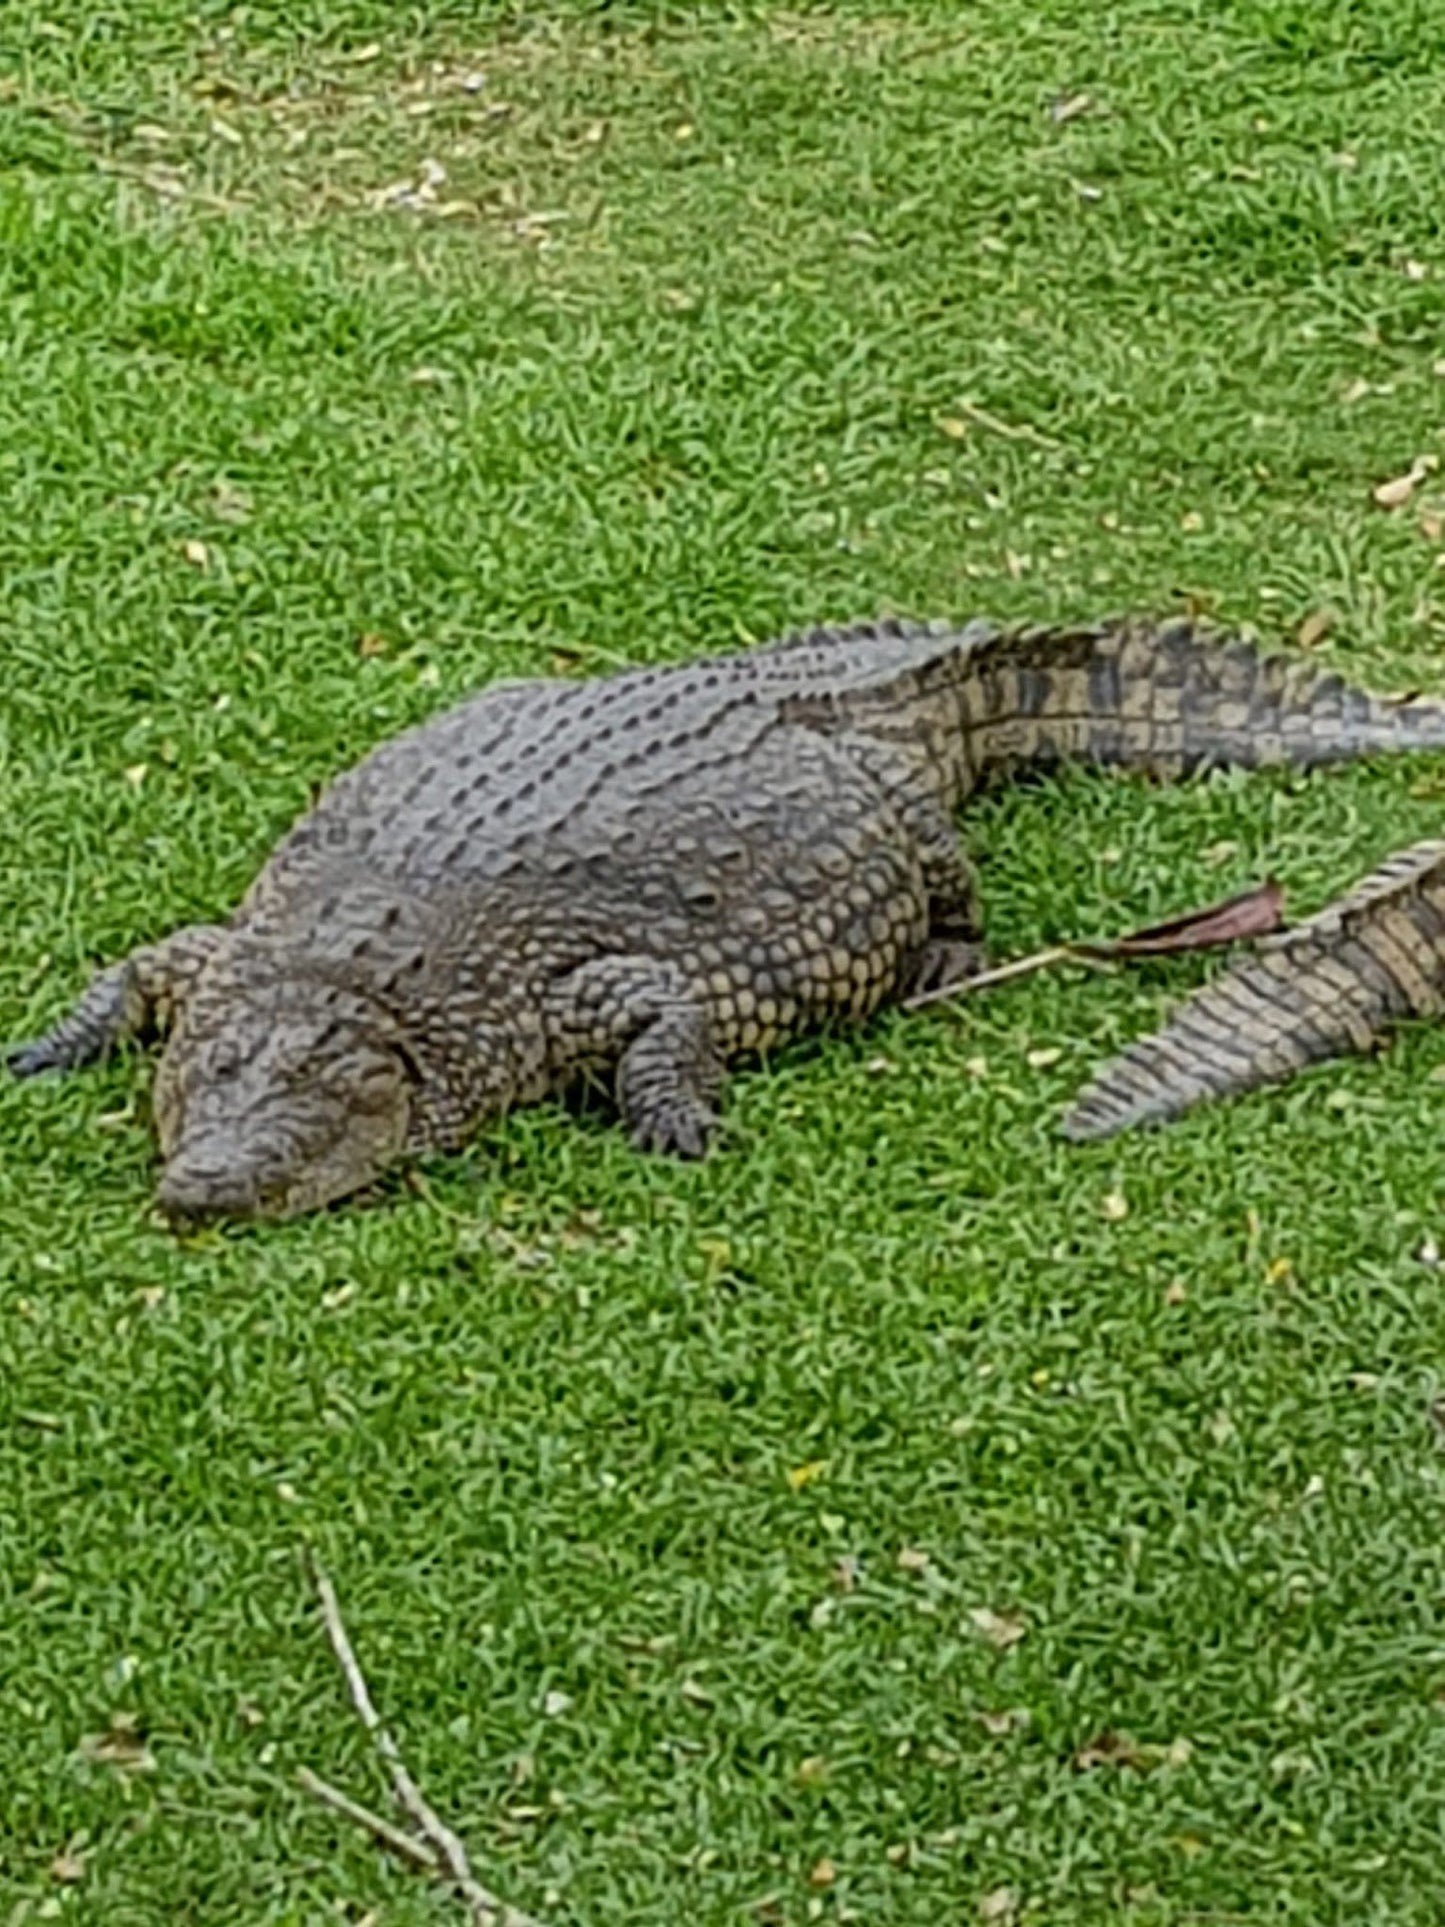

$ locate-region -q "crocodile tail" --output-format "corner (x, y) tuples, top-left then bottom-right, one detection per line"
(962, 616), (1445, 781)
(1062, 840), (1445, 1141)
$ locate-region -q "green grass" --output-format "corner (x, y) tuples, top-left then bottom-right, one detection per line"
(4, 2), (1445, 1921)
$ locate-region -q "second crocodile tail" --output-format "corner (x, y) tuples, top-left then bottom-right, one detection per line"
(1062, 839), (1445, 1141)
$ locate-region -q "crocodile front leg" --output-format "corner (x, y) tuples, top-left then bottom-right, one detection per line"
(546, 955), (725, 1157)
(7, 924), (227, 1077)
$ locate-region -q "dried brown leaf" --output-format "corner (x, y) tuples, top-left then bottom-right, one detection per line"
(808, 1858), (837, 1889)
(906, 882), (1285, 1012)
(968, 1606), (1027, 1650)
(51, 1850), (87, 1884)
(79, 1712), (155, 1774)
(1375, 455), (1439, 509)
(1074, 1729), (1147, 1771)
(1080, 878), (1286, 958)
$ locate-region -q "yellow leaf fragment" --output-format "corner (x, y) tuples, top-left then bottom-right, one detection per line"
(1101, 1190), (1129, 1221)
(976, 1706), (1029, 1736)
(1296, 608), (1335, 649)
(1374, 454), (1438, 509)
(1050, 91), (1094, 124)
(786, 1459), (828, 1491)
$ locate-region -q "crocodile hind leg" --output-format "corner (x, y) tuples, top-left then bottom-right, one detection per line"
(897, 806), (991, 995)
(831, 730), (989, 996)
(7, 924), (227, 1077)
(546, 955), (725, 1157)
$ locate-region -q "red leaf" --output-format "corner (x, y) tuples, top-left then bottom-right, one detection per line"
(1077, 879), (1285, 958)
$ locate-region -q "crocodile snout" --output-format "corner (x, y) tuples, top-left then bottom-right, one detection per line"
(156, 1158), (268, 1227)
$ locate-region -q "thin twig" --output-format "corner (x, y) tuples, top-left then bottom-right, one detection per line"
(306, 1551), (546, 1927)
(953, 397), (1062, 450)
(903, 944), (1112, 1011)
(295, 1766), (439, 1874)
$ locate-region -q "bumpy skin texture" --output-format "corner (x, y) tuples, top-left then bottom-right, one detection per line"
(1065, 839), (1445, 1140)
(12, 613), (1445, 1221)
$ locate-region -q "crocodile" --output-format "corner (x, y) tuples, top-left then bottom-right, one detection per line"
(11, 613), (1445, 1223)
(1064, 838), (1445, 1141)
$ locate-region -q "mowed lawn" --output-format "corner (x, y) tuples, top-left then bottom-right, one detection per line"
(3, 2), (1445, 1920)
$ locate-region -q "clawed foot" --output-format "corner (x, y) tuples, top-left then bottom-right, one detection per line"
(7, 1039), (61, 1078)
(903, 938), (992, 998)
(627, 1096), (722, 1159)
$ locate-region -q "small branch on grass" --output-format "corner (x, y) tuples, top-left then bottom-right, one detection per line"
(952, 397), (1062, 450)
(303, 1551), (547, 1927)
(904, 943), (1095, 1008)
(295, 1766), (440, 1875)
(903, 878), (1286, 1012)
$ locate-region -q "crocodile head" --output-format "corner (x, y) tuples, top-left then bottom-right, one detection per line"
(151, 971), (414, 1224)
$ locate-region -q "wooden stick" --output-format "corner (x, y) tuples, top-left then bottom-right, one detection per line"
(953, 397), (1062, 450)
(295, 1766), (439, 1874)
(903, 944), (1109, 1010)
(306, 1552), (546, 1927)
